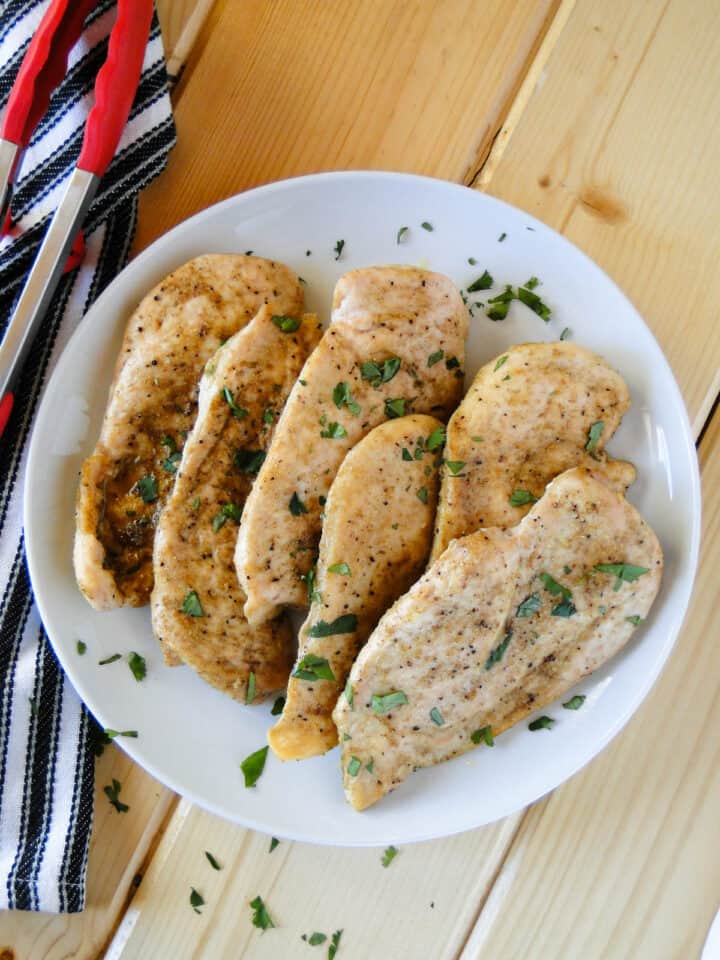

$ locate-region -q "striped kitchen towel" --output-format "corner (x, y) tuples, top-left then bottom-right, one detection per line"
(0, 0), (175, 912)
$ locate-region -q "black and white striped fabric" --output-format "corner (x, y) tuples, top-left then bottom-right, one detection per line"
(0, 0), (175, 912)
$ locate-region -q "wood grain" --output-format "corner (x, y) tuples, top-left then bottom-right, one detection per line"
(461, 411), (719, 960)
(476, 0), (720, 434)
(104, 800), (522, 959)
(133, 0), (560, 252)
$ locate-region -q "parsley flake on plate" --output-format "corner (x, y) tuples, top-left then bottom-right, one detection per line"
(181, 590), (204, 617)
(98, 653), (121, 665)
(560, 326), (571, 340)
(76, 640), (87, 655)
(421, 221), (433, 231)
(471, 725), (494, 746)
(334, 239), (345, 260)
(396, 226), (409, 244)
(128, 652), (146, 682)
(467, 270), (493, 292)
(382, 845), (399, 867)
(104, 728), (138, 739)
(563, 695), (586, 710)
(309, 614), (357, 637)
(371, 690), (408, 714)
(240, 745), (269, 788)
(293, 654), (336, 682)
(485, 632), (512, 670)
(528, 715), (555, 731)
(271, 696), (285, 716)
(305, 932), (327, 945)
(250, 894), (275, 930)
(272, 314), (301, 332)
(329, 930), (343, 959)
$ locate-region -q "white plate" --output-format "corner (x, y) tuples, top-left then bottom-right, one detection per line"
(25, 172), (700, 845)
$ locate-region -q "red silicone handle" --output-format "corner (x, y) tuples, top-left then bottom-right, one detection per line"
(77, 0), (154, 177)
(2, 0), (96, 147)
(0, 392), (14, 440)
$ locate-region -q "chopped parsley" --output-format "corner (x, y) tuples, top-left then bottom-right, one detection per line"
(445, 460), (465, 475)
(98, 653), (121, 665)
(494, 355), (509, 372)
(250, 893), (275, 930)
(161, 451), (181, 473)
(104, 778), (129, 813)
(333, 381), (361, 415)
(269, 836), (280, 852)
(421, 221), (433, 231)
(76, 640), (87, 655)
(551, 599), (576, 617)
(485, 632), (512, 670)
(233, 448), (266, 476)
(516, 593), (541, 617)
(345, 680), (354, 707)
(181, 590), (204, 617)
(467, 270), (493, 292)
(594, 562), (650, 591)
(246, 671), (256, 704)
(271, 696), (285, 716)
(585, 421), (604, 453)
(498, 232), (507, 242)
(305, 932), (327, 945)
(397, 226), (409, 244)
(329, 930), (343, 959)
(221, 386), (248, 419)
(430, 707), (444, 726)
(104, 728), (138, 739)
(263, 408), (274, 424)
(213, 502), (243, 531)
(371, 690), (408, 714)
(128, 652), (146, 682)
(328, 561), (351, 576)
(563, 695), (586, 710)
(361, 357), (401, 387)
(539, 572), (572, 599)
(204, 850), (222, 870)
(289, 492), (308, 516)
(525, 276), (540, 290)
(486, 300), (510, 322)
(560, 326), (571, 340)
(385, 397), (407, 418)
(347, 756), (362, 777)
(189, 887), (205, 914)
(426, 425), (446, 451)
(471, 725), (494, 746)
(160, 434), (177, 453)
(528, 716), (554, 731)
(300, 565), (321, 604)
(445, 355), (461, 370)
(382, 845), (399, 867)
(136, 475), (158, 503)
(272, 314), (301, 332)
(309, 614), (358, 637)
(320, 421), (348, 439)
(427, 349), (444, 367)
(626, 615), (644, 626)
(334, 239), (345, 260)
(416, 486), (429, 504)
(191, 496), (200, 510)
(510, 489), (539, 507)
(292, 654), (336, 682)
(240, 745), (269, 788)
(402, 447), (413, 461)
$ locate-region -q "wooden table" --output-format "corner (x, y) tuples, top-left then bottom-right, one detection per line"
(5, 1), (720, 956)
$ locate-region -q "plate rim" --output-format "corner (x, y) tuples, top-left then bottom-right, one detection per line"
(24, 170), (702, 845)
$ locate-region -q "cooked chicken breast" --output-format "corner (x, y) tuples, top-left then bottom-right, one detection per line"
(334, 467), (662, 810)
(152, 308), (321, 699)
(74, 255), (303, 610)
(268, 414), (443, 758)
(236, 266), (468, 626)
(430, 342), (636, 562)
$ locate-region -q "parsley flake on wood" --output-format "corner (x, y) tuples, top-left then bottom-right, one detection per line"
(104, 778), (129, 813)
(471, 725), (494, 746)
(181, 590), (204, 617)
(467, 270), (493, 292)
(333, 381), (361, 415)
(430, 707), (444, 726)
(289, 492), (308, 516)
(128, 652), (146, 682)
(221, 386), (248, 419)
(485, 632), (512, 670)
(241, 746), (269, 788)
(539, 572), (572, 599)
(250, 894), (275, 930)
(382, 845), (399, 867)
(585, 420), (605, 453)
(517, 593), (542, 617)
(329, 930), (343, 959)
(293, 654), (336, 682)
(427, 349), (444, 367)
(271, 696), (285, 716)
(510, 489), (539, 507)
(528, 715), (555, 731)
(396, 226), (409, 244)
(594, 562), (650, 590)
(563, 695), (586, 710)
(205, 851), (222, 870)
(98, 653), (121, 665)
(272, 314), (301, 332)
(76, 640), (87, 655)
(334, 239), (345, 260)
(328, 562), (351, 575)
(371, 690), (408, 714)
(136, 475), (158, 503)
(269, 837), (280, 852)
(246, 671), (256, 704)
(104, 728), (138, 739)
(190, 887), (205, 914)
(309, 615), (358, 637)
(494, 355), (509, 372)
(426, 426), (446, 451)
(320, 421), (348, 439)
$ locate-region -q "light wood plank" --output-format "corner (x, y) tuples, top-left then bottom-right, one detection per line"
(105, 800), (521, 959)
(476, 0), (720, 433)
(462, 408), (719, 960)
(133, 0), (560, 252)
(0, 746), (176, 959)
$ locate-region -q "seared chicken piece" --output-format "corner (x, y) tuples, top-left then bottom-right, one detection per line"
(334, 467), (662, 810)
(430, 342), (635, 561)
(74, 255), (303, 609)
(152, 309), (321, 699)
(269, 414), (443, 758)
(236, 266), (468, 626)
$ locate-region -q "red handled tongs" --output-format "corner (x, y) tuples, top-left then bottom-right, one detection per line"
(0, 0), (154, 439)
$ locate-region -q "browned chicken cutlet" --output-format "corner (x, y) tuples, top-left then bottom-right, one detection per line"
(74, 255), (303, 609)
(235, 265), (468, 626)
(152, 308), (321, 700)
(334, 467), (663, 810)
